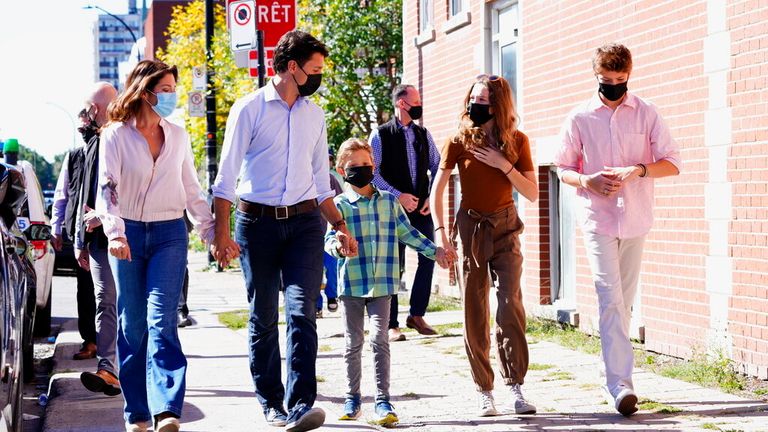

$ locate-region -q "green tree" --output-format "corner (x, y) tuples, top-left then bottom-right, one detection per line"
(18, 147), (54, 190)
(157, 1), (253, 170)
(298, 0), (403, 150)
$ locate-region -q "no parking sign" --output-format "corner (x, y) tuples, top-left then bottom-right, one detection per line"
(228, 0), (256, 52)
(188, 91), (205, 117)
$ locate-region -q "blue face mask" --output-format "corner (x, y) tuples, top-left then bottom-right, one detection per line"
(147, 90), (177, 118)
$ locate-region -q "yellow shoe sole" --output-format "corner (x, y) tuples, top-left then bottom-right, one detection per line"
(375, 413), (399, 427)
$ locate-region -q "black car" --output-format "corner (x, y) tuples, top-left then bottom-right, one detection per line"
(0, 163), (52, 432)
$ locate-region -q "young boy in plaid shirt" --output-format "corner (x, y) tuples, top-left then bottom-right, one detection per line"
(325, 138), (452, 426)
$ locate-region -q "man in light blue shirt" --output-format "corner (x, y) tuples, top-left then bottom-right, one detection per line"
(211, 31), (356, 432)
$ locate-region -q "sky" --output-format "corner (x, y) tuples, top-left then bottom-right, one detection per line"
(0, 1), (152, 162)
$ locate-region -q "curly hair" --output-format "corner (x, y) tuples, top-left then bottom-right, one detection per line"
(592, 43), (633, 73)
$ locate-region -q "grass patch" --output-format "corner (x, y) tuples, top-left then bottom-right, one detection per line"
(655, 351), (745, 393)
(542, 370), (575, 382)
(218, 310), (249, 330)
(316, 376), (326, 383)
(755, 388), (768, 396)
(398, 293), (462, 312)
(419, 339), (436, 345)
(318, 345), (332, 352)
(433, 322), (463, 336)
(526, 316), (602, 355)
(701, 424), (719, 430)
(528, 363), (555, 371)
(402, 392), (418, 398)
(579, 383), (601, 390)
(440, 345), (464, 356)
(637, 398), (682, 414)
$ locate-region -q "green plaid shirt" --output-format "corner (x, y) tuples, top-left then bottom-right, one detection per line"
(325, 186), (437, 298)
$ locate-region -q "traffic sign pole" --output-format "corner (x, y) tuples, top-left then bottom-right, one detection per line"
(257, 29), (265, 88)
(205, 0), (218, 267)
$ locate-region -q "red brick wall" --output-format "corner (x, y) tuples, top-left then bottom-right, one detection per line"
(727, 0), (768, 378)
(401, 0), (767, 375)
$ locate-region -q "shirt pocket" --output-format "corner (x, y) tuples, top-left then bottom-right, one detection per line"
(621, 132), (650, 165)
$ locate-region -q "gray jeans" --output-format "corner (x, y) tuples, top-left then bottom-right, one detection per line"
(340, 295), (391, 401)
(88, 241), (118, 374)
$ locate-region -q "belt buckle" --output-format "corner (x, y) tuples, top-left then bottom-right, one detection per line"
(275, 206), (289, 220)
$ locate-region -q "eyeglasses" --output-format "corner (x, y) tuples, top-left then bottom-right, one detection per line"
(476, 74), (501, 82)
(78, 105), (95, 120)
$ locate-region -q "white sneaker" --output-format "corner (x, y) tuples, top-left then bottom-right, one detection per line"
(509, 384), (537, 414)
(155, 417), (180, 432)
(125, 421), (150, 432)
(602, 385), (638, 416)
(477, 390), (498, 417)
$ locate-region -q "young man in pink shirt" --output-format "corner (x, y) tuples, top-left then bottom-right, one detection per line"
(554, 43), (681, 416)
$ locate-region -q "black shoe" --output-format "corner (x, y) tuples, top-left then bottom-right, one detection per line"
(327, 298), (338, 313)
(177, 312), (192, 328)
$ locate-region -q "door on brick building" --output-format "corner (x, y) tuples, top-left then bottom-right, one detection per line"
(548, 167), (577, 313)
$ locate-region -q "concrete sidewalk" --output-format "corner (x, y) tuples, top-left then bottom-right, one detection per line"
(43, 252), (768, 431)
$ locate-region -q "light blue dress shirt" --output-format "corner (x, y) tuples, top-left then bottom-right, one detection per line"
(212, 81), (333, 206)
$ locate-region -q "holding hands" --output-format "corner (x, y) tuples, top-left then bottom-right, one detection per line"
(211, 235), (240, 268)
(435, 244), (457, 269)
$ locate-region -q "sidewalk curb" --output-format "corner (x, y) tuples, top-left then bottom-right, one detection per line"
(42, 319), (124, 432)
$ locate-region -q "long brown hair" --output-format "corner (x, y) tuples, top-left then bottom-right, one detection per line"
(452, 75), (519, 162)
(107, 60), (178, 124)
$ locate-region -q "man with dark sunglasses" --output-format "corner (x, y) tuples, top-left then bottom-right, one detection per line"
(368, 84), (441, 342)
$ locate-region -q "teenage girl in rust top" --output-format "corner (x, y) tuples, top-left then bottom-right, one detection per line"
(430, 75), (539, 417)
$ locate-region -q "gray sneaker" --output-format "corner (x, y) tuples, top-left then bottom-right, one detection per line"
(477, 390), (498, 417)
(509, 384), (536, 414)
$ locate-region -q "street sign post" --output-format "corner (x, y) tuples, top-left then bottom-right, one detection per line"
(192, 66), (206, 91)
(228, 0), (256, 52)
(228, 0), (296, 83)
(188, 91), (205, 117)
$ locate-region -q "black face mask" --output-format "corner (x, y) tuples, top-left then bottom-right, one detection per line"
(403, 102), (423, 120)
(293, 64), (322, 97)
(77, 117), (100, 143)
(344, 166), (374, 188)
(598, 81), (628, 101)
(468, 103), (493, 126)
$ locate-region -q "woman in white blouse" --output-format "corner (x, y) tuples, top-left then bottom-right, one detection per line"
(95, 59), (234, 432)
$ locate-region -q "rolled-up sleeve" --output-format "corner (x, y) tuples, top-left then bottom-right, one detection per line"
(181, 131), (215, 243)
(554, 115), (583, 175)
(95, 127), (125, 241)
(649, 107), (682, 173)
(313, 120), (334, 204)
(212, 99), (251, 204)
(50, 153), (70, 236)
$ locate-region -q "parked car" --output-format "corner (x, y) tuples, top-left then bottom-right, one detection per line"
(43, 189), (54, 216)
(12, 161), (55, 336)
(0, 162), (51, 432)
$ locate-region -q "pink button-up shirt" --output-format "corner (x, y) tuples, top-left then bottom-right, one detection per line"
(554, 92), (681, 239)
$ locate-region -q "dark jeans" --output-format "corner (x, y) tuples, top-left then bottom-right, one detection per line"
(76, 264), (97, 344)
(235, 207), (324, 418)
(389, 210), (435, 329)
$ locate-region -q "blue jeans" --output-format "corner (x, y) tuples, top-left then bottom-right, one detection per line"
(110, 218), (188, 424)
(317, 252), (338, 309)
(235, 207), (324, 417)
(390, 210), (435, 328)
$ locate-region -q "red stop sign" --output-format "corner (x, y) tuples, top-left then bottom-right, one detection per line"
(227, 0), (296, 49)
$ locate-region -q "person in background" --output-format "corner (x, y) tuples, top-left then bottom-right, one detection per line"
(70, 82), (122, 397)
(369, 84), (441, 342)
(316, 149), (343, 318)
(430, 74), (539, 417)
(554, 43), (681, 416)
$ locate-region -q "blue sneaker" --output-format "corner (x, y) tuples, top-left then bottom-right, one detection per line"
(374, 400), (398, 427)
(339, 395), (361, 420)
(264, 406), (287, 427)
(285, 406), (325, 432)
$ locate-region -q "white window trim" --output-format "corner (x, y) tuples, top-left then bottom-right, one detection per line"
(445, 10), (471, 34)
(415, 27), (436, 47)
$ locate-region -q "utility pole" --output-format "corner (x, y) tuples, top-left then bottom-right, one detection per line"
(205, 0), (219, 269)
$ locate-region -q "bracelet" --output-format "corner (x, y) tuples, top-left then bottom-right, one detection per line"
(503, 166), (514, 176)
(636, 163), (647, 178)
(435, 226), (445, 233)
(331, 219), (346, 230)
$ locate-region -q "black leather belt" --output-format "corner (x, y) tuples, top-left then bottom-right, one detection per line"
(238, 199), (318, 220)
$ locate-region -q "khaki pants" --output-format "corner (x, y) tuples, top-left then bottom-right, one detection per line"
(456, 205), (529, 391)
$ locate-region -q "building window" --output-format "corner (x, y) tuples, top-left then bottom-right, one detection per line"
(449, 0), (463, 17)
(491, 3), (519, 100)
(419, 0), (433, 32)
